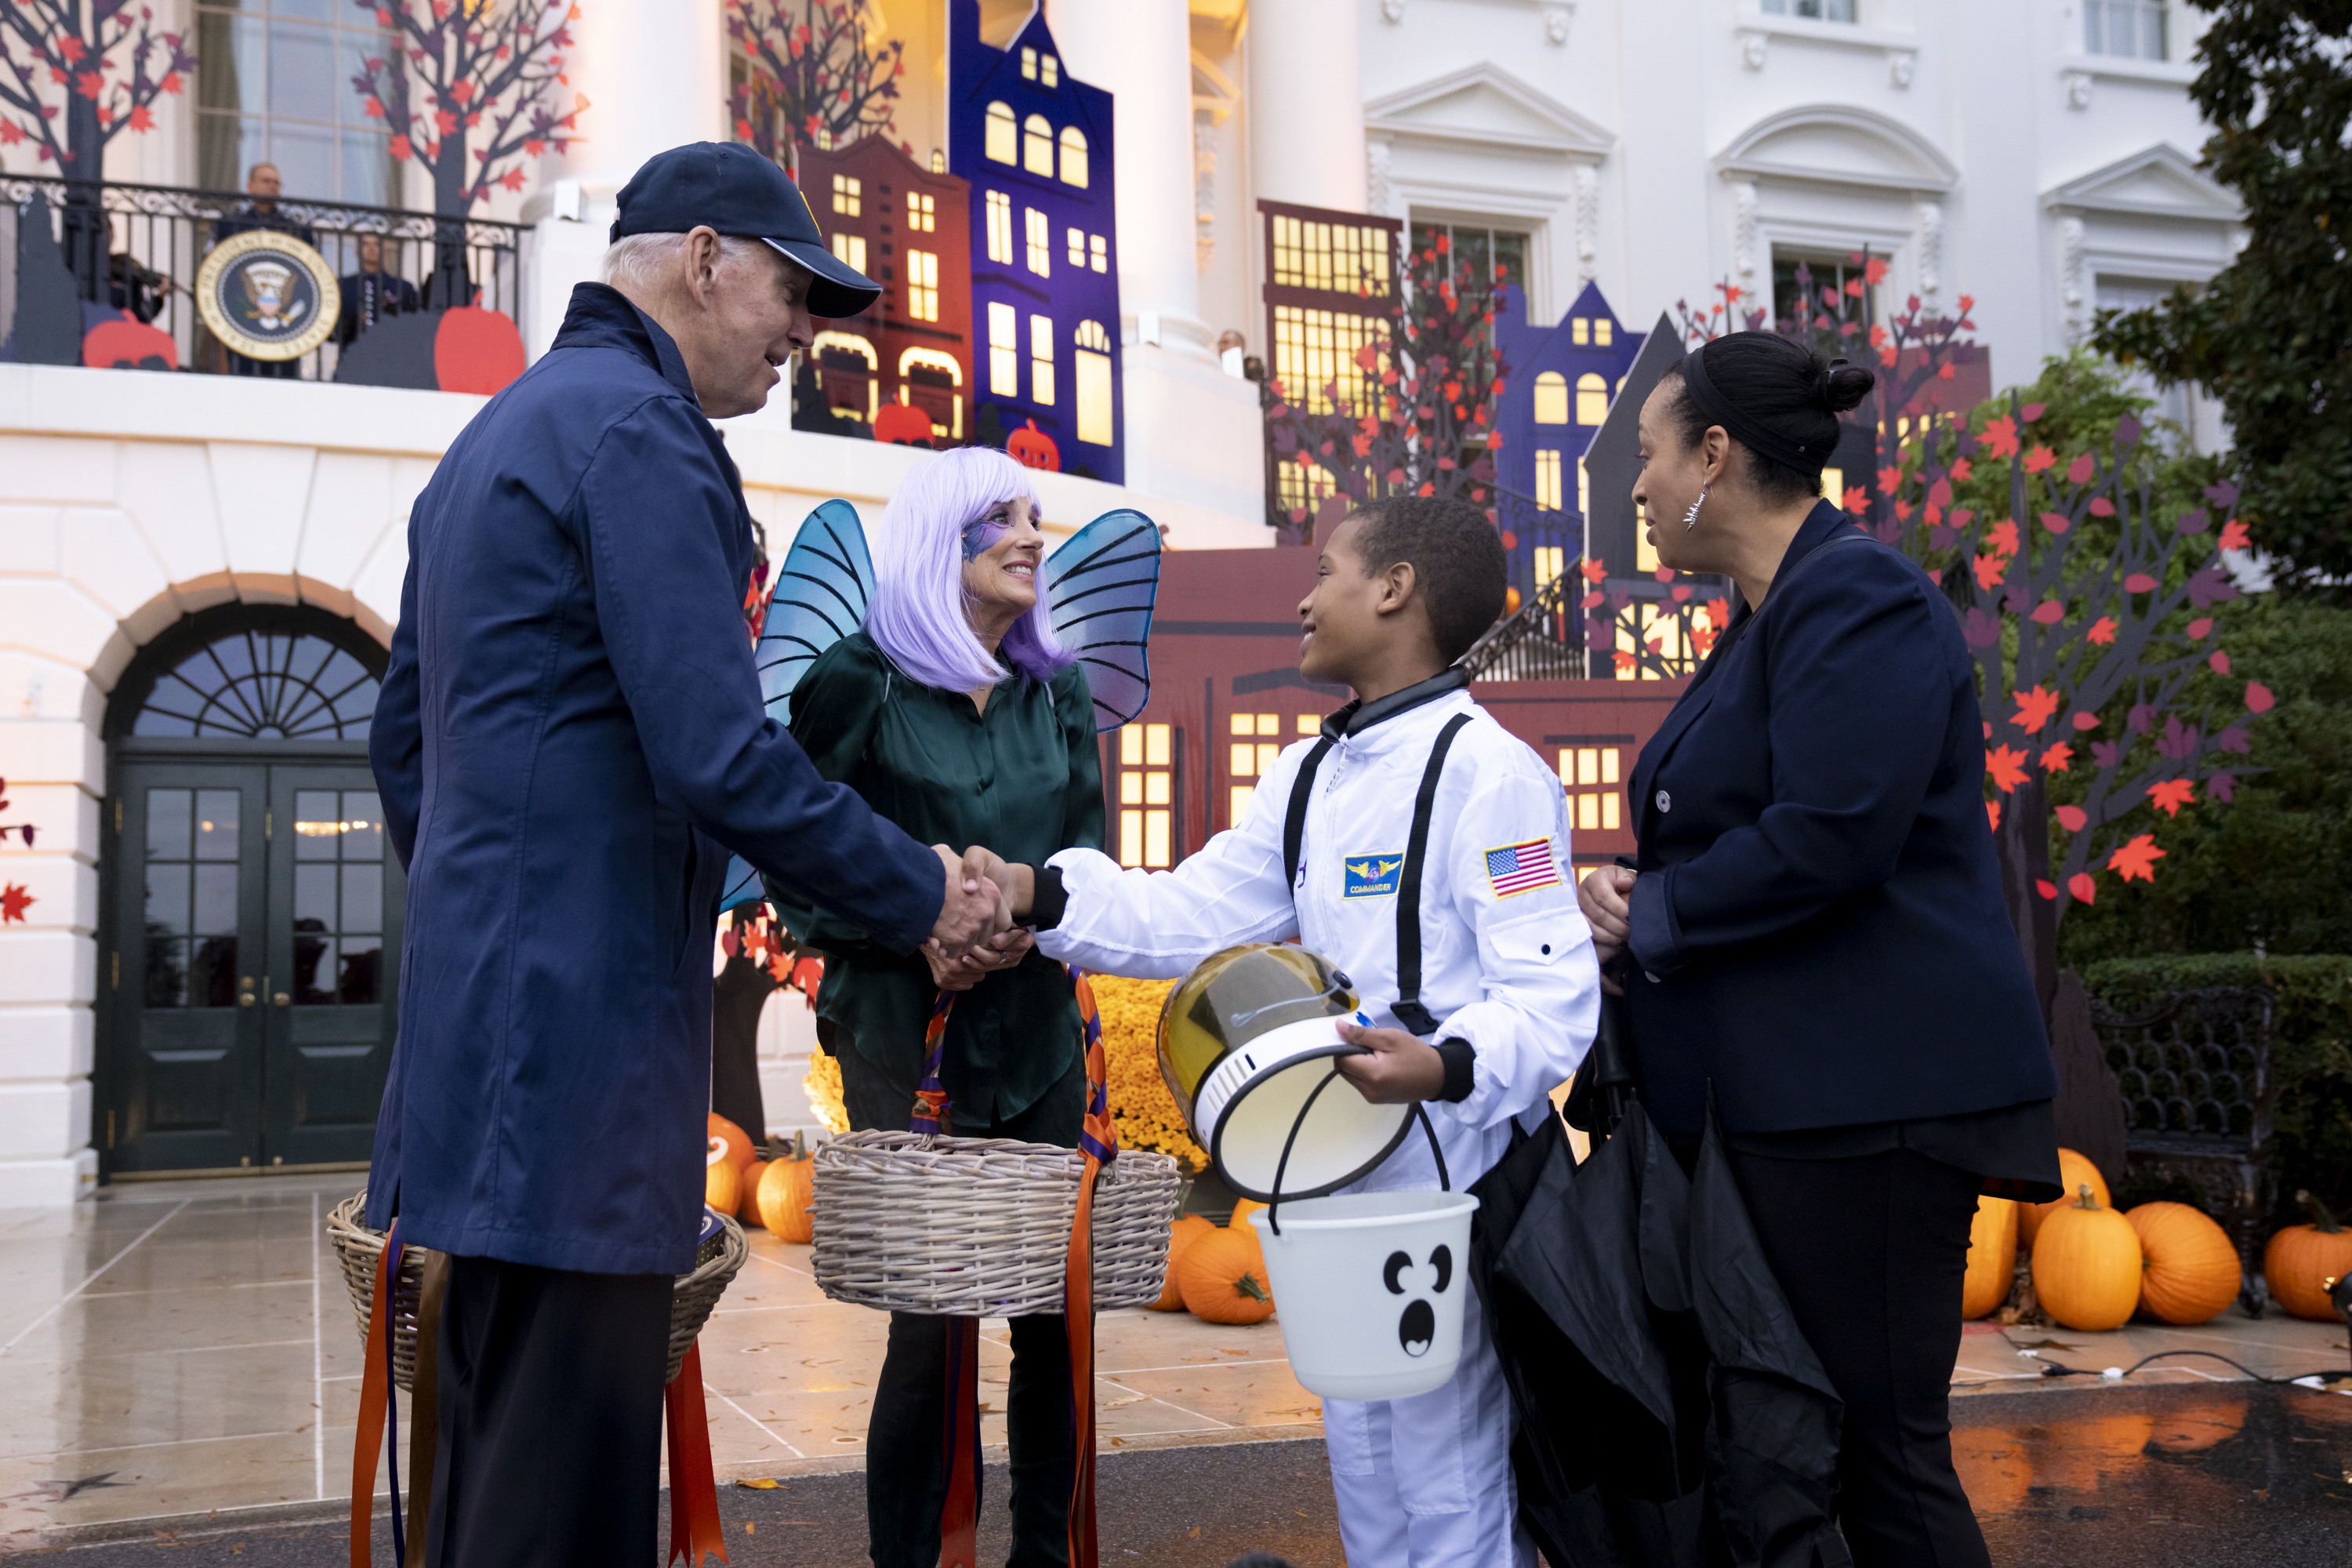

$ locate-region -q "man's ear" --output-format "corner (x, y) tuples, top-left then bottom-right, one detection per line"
(682, 226), (723, 308)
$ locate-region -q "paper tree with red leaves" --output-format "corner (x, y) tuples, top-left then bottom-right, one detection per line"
(0, 0), (193, 296)
(1805, 283), (2268, 1008)
(725, 0), (903, 171)
(349, 0), (585, 295)
(1261, 234), (1504, 546)
(0, 0), (191, 183)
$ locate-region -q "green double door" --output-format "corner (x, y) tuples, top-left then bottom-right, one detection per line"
(105, 760), (404, 1173)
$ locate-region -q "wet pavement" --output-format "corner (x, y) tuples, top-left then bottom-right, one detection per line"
(19, 1384), (2352, 1565)
(9, 1174), (2352, 1563)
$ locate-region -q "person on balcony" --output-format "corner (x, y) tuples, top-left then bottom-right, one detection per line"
(209, 163), (317, 379)
(332, 233), (419, 347)
(364, 142), (1013, 1568)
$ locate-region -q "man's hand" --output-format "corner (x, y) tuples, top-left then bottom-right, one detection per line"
(1577, 866), (1635, 993)
(1332, 1020), (1447, 1104)
(927, 844), (1009, 959)
(924, 927), (1036, 992)
(960, 845), (1036, 920)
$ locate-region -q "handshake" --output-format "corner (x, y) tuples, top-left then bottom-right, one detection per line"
(923, 844), (1036, 994)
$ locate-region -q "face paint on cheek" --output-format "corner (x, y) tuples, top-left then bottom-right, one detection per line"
(961, 516), (1013, 562)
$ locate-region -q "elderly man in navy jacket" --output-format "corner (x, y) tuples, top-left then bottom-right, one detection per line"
(365, 143), (1007, 1565)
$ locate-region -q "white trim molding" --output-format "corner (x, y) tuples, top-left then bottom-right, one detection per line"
(1913, 199), (1943, 299)
(2044, 143), (2244, 226)
(1716, 103), (1958, 194)
(1363, 61), (1617, 160)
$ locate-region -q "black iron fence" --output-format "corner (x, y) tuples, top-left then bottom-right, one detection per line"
(2, 176), (531, 383)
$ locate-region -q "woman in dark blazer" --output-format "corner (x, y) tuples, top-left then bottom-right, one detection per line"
(1577, 332), (2060, 1568)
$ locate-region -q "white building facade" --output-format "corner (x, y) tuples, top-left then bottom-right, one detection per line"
(0, 0), (2239, 1205)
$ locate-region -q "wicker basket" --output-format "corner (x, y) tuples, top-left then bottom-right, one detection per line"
(810, 1132), (1181, 1316)
(325, 1190), (748, 1389)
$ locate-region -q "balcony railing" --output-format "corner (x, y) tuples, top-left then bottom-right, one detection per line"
(2, 176), (530, 384)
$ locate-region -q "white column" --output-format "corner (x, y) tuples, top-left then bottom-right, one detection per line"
(1247, 0), (1367, 214)
(521, 0), (725, 357)
(1046, 0), (1264, 527)
(1044, 0), (1207, 356)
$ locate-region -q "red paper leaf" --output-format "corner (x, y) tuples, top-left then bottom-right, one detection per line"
(2066, 452), (2095, 485)
(2245, 681), (2274, 713)
(2021, 402), (2047, 423)
(2071, 711), (2101, 732)
(2012, 685), (2062, 733)
(2218, 519), (2251, 552)
(2039, 511), (2070, 535)
(2085, 617), (2118, 645)
(1985, 744), (2030, 793)
(2147, 779), (2195, 817)
(2107, 833), (2165, 884)
(1985, 800), (2001, 833)
(2209, 650), (2230, 675)
(2088, 497), (2115, 517)
(2035, 880), (2058, 901)
(2030, 601), (2066, 625)
(2042, 743), (2074, 775)
(2055, 804), (2088, 832)
(2067, 873), (2096, 906)
(2187, 617), (2212, 640)
(1978, 416), (2020, 459)
(0, 883), (31, 924)
(2123, 574), (2159, 593)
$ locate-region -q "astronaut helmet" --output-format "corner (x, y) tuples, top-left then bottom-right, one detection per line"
(1156, 943), (1414, 1202)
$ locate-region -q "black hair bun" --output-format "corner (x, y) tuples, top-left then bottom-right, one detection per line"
(1819, 357), (1875, 414)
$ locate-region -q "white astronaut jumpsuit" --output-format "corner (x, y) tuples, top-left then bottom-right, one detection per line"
(1036, 675), (1600, 1568)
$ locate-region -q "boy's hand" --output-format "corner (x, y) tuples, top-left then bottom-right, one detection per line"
(1333, 1020), (1446, 1103)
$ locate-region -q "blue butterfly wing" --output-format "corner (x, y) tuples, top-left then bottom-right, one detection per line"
(1044, 509), (1162, 733)
(720, 499), (874, 912)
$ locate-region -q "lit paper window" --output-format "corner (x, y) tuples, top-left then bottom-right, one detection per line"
(989, 302), (1018, 396)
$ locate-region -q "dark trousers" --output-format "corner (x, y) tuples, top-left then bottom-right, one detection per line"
(1729, 1146), (1992, 1568)
(426, 1254), (673, 1568)
(837, 1037), (1086, 1568)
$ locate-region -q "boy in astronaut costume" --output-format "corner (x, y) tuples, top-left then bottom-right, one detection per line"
(964, 495), (1600, 1567)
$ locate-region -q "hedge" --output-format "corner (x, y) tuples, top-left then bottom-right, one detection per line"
(2078, 954), (2352, 1224)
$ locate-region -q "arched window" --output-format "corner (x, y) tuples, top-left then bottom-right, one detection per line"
(1058, 125), (1088, 188)
(1532, 371), (1569, 425)
(126, 621), (381, 739)
(1576, 372), (1608, 426)
(1023, 114), (1054, 176)
(985, 101), (1017, 164)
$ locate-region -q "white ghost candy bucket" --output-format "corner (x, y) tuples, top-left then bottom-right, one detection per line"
(1249, 1187), (1480, 1400)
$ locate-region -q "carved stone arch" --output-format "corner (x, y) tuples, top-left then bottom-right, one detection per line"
(1715, 103), (1958, 194)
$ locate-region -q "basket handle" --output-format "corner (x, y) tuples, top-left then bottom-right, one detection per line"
(1264, 1074), (1450, 1238)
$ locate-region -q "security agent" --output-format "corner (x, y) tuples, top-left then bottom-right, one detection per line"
(365, 142), (1011, 1567)
(970, 497), (1600, 1568)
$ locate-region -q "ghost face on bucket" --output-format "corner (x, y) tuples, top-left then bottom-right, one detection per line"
(1385, 1243), (1454, 1356)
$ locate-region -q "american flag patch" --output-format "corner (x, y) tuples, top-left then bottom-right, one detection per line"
(1484, 837), (1561, 898)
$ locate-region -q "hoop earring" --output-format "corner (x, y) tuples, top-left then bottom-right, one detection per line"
(1683, 489), (1708, 531)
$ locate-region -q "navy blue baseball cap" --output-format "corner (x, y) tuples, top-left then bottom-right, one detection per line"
(610, 141), (880, 318)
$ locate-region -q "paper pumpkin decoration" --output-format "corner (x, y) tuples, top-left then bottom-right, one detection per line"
(434, 305), (527, 395)
(1007, 418), (1060, 472)
(873, 401), (935, 447)
(83, 314), (179, 372)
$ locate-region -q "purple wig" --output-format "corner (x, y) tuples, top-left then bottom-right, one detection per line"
(866, 447), (1073, 693)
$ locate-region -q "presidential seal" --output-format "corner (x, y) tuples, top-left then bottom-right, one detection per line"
(195, 229), (340, 361)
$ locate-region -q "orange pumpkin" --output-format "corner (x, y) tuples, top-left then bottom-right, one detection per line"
(738, 1160), (770, 1223)
(705, 1149), (742, 1216)
(708, 1113), (757, 1172)
(2126, 1202), (2241, 1325)
(1006, 418), (1061, 473)
(1229, 1196), (1268, 1232)
(2031, 1182), (2141, 1331)
(1178, 1224), (1276, 1324)
(756, 1132), (817, 1243)
(1151, 1214), (1218, 1311)
(2263, 1189), (2352, 1321)
(2020, 1149), (2109, 1248)
(1962, 1196), (2018, 1319)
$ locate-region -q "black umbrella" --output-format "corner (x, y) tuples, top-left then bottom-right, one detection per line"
(1468, 989), (1849, 1568)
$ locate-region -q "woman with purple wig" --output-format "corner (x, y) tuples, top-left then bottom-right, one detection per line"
(766, 445), (1102, 1567)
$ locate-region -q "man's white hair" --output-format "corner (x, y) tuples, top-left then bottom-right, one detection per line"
(600, 230), (771, 292)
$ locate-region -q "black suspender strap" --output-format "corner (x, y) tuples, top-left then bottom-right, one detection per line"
(1394, 713), (1473, 1037)
(1281, 736), (1335, 893)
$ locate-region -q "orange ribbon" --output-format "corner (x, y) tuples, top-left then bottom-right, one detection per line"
(350, 1225), (396, 1568)
(666, 1341), (729, 1568)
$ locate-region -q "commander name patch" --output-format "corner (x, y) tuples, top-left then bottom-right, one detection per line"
(1343, 853), (1404, 898)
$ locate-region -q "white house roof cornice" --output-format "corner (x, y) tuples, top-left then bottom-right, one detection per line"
(1363, 61), (1616, 161)
(2043, 143), (2243, 223)
(1714, 103), (1958, 194)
